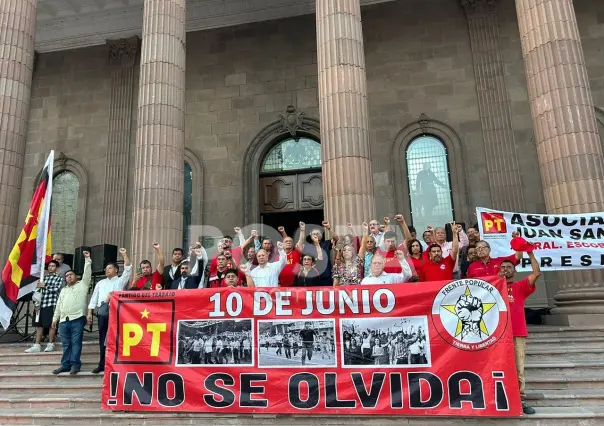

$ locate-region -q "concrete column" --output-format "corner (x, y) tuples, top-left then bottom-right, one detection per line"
(316, 0), (376, 227)
(462, 0), (525, 212)
(101, 37), (139, 248)
(0, 0), (37, 262)
(516, 0), (604, 324)
(131, 0), (185, 263)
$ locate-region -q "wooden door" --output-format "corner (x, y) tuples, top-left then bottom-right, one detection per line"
(298, 172), (324, 210)
(260, 175), (297, 213)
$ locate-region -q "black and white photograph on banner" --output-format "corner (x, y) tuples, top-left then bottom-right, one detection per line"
(257, 319), (336, 368)
(341, 316), (431, 367)
(176, 319), (253, 366)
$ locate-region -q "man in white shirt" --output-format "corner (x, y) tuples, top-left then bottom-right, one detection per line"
(204, 337), (214, 364)
(87, 248), (132, 374)
(185, 243), (208, 287)
(191, 336), (202, 364)
(361, 251), (413, 285)
(243, 242), (287, 288)
(368, 219), (385, 249)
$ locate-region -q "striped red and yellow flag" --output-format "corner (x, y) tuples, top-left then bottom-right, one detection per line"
(0, 151), (54, 329)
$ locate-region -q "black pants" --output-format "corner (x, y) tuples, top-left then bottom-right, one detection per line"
(284, 347), (291, 359)
(276, 343), (282, 355)
(98, 314), (109, 369)
(204, 352), (213, 364)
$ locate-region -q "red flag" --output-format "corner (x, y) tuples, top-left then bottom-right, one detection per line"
(0, 151), (54, 329)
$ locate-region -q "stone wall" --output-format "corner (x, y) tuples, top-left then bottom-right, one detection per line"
(20, 46), (111, 248)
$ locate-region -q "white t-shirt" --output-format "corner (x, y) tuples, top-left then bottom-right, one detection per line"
(249, 250), (287, 287)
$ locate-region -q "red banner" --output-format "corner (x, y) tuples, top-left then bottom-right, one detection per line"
(102, 277), (521, 416)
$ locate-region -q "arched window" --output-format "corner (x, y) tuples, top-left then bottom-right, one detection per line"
(51, 171), (79, 254)
(261, 137), (321, 174)
(183, 162), (193, 249)
(406, 135), (454, 232)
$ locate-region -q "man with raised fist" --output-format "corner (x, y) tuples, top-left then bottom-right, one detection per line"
(131, 243), (165, 290)
(87, 248), (132, 374)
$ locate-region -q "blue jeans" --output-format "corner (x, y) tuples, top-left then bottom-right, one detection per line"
(58, 316), (86, 370)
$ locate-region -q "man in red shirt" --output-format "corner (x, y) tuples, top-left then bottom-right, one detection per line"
(278, 236), (301, 287)
(378, 231), (407, 274)
(208, 229), (256, 277)
(467, 237), (523, 278)
(420, 224), (459, 281)
(131, 243), (165, 290)
(499, 251), (541, 415)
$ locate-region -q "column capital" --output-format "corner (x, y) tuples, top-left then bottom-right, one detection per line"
(107, 36), (140, 68)
(461, 0), (498, 15)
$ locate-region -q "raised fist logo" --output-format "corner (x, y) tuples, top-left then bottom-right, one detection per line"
(455, 295), (484, 340)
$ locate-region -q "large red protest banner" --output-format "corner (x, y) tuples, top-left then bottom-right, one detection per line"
(102, 277), (521, 416)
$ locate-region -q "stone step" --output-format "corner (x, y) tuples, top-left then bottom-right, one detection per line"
(0, 393), (100, 409)
(0, 382), (100, 395)
(525, 389), (604, 407)
(0, 406), (603, 425)
(527, 326), (604, 339)
(526, 374), (604, 390)
(527, 336), (604, 344)
(525, 348), (604, 362)
(0, 371), (104, 383)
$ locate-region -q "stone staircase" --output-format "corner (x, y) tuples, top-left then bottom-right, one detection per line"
(0, 326), (604, 425)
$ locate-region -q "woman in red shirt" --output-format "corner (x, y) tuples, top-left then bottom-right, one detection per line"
(406, 239), (424, 282)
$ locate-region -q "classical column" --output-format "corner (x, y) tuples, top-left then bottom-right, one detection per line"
(316, 0), (376, 227)
(516, 0), (604, 324)
(101, 37), (139, 248)
(131, 0), (185, 263)
(462, 0), (525, 212)
(0, 0), (37, 262)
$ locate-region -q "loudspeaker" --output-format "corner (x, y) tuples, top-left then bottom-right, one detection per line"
(91, 244), (118, 275)
(73, 246), (92, 275)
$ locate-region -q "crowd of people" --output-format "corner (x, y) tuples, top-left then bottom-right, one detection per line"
(342, 326), (427, 366)
(178, 332), (253, 365)
(20, 214), (540, 415)
(150, 215), (513, 290)
(259, 330), (335, 362)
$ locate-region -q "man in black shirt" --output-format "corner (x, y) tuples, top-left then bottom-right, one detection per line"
(299, 322), (318, 365)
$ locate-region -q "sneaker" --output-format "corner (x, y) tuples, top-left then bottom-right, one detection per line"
(24, 344), (41, 353)
(69, 368), (80, 375)
(522, 402), (536, 415)
(52, 367), (69, 375)
(91, 367), (104, 374)
(43, 343), (55, 352)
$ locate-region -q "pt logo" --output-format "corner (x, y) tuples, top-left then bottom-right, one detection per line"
(481, 212), (507, 234)
(115, 300), (175, 364)
(431, 279), (508, 351)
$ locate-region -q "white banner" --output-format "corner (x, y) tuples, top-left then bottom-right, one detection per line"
(476, 207), (604, 272)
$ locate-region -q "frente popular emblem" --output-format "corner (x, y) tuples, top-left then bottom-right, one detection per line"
(431, 279), (508, 351)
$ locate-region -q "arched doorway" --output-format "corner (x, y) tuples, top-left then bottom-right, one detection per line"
(243, 106), (323, 235)
(259, 137), (324, 236)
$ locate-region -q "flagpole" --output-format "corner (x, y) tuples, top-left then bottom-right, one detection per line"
(39, 150), (54, 287)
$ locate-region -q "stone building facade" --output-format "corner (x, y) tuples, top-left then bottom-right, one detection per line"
(1, 0), (604, 322)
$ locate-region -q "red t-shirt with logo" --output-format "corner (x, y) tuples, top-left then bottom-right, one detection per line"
(378, 245), (405, 274)
(420, 255), (455, 281)
(467, 254), (519, 278)
(278, 249), (301, 287)
(209, 246), (243, 276)
(132, 270), (163, 290)
(508, 277), (535, 337)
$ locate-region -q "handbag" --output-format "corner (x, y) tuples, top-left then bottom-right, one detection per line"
(97, 302), (110, 317)
(32, 289), (42, 305)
